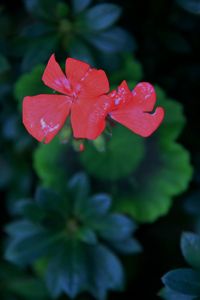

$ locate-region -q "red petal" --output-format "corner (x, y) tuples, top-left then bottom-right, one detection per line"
(42, 54), (71, 95)
(109, 80), (132, 109)
(71, 95), (112, 140)
(66, 58), (109, 96)
(132, 82), (156, 111)
(65, 58), (90, 89)
(109, 82), (164, 137)
(66, 58), (111, 139)
(23, 94), (71, 143)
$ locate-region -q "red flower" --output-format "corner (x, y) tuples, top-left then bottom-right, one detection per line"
(22, 54), (164, 144)
(23, 54), (112, 143)
(108, 80), (164, 137)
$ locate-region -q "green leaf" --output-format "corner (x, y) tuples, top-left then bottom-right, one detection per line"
(45, 242), (87, 298)
(4, 174), (139, 299)
(20, 22), (54, 38)
(21, 36), (58, 71)
(82, 194), (112, 218)
(68, 38), (95, 65)
(111, 238), (142, 254)
(35, 187), (69, 219)
(0, 261), (48, 300)
(23, 0), (40, 14)
(84, 4), (122, 31)
(78, 227), (97, 245)
(181, 232), (200, 270)
(5, 229), (62, 266)
(23, 0), (59, 18)
(115, 87), (193, 222)
(156, 86), (186, 141)
(33, 137), (68, 190)
(162, 269), (200, 296)
(80, 125), (145, 180)
(176, 0), (200, 14)
(87, 245), (124, 299)
(0, 53), (10, 73)
(110, 54), (143, 84)
(68, 172), (90, 205)
(72, 0), (92, 14)
(97, 214), (136, 241)
(5, 217), (63, 266)
(5, 220), (43, 239)
(9, 278), (48, 299)
(46, 243), (124, 299)
(14, 64), (51, 110)
(160, 287), (195, 300)
(85, 27), (135, 53)
(117, 143), (192, 222)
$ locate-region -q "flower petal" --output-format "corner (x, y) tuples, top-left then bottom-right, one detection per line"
(71, 95), (112, 140)
(23, 94), (71, 143)
(66, 58), (110, 96)
(132, 82), (156, 111)
(65, 57), (90, 89)
(109, 80), (132, 109)
(109, 82), (164, 137)
(110, 106), (164, 137)
(42, 54), (72, 95)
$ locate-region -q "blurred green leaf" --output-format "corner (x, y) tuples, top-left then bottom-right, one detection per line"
(84, 4), (122, 31)
(181, 232), (200, 270)
(5, 227), (62, 266)
(23, 0), (59, 18)
(110, 54), (143, 83)
(80, 125), (145, 180)
(9, 278), (48, 299)
(160, 287), (195, 300)
(34, 137), (68, 190)
(85, 27), (135, 53)
(0, 261), (48, 300)
(176, 0), (200, 14)
(116, 86), (193, 222)
(162, 269), (200, 296)
(156, 86), (186, 141)
(5, 174), (139, 299)
(68, 172), (90, 205)
(68, 38), (95, 65)
(79, 194), (112, 219)
(20, 22), (54, 38)
(21, 36), (58, 71)
(78, 227), (97, 244)
(111, 238), (142, 254)
(14, 64), (51, 110)
(96, 214), (136, 242)
(72, 0), (92, 14)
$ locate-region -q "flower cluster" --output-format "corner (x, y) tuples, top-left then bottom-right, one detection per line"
(23, 54), (164, 143)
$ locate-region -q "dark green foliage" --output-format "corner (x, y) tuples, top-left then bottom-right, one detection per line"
(80, 81), (193, 222)
(80, 125), (145, 180)
(0, 260), (48, 300)
(181, 232), (200, 269)
(15, 0), (135, 71)
(5, 173), (141, 299)
(161, 232), (200, 299)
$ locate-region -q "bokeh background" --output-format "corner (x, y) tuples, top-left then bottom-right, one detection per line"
(0, 0), (200, 299)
